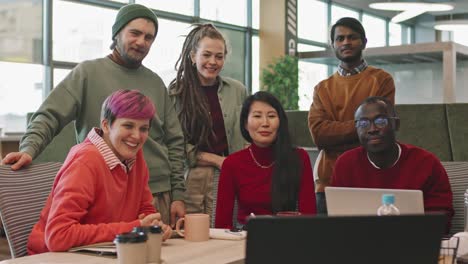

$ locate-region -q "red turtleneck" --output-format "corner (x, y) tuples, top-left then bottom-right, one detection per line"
(215, 143), (316, 228)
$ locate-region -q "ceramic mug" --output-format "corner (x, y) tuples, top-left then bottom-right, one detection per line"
(175, 213), (210, 242)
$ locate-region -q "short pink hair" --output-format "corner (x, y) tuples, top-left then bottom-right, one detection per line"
(101, 90), (156, 125)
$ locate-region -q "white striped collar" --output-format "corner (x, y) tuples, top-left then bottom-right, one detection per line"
(87, 128), (136, 172)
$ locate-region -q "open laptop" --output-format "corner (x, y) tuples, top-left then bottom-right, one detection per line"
(325, 187), (424, 216)
(245, 214), (446, 264)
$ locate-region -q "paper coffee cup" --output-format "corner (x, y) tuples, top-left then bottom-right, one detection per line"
(114, 232), (147, 264)
(133, 226), (163, 263)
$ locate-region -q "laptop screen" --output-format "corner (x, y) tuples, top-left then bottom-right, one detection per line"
(325, 187), (424, 216)
(245, 214), (446, 264)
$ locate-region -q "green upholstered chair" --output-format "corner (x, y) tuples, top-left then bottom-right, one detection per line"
(285, 105), (455, 162)
(396, 104), (452, 161)
(285, 111), (315, 148)
(446, 104), (468, 161)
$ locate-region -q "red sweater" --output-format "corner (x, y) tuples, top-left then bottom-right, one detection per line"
(27, 139), (156, 254)
(331, 143), (454, 220)
(215, 144), (316, 228)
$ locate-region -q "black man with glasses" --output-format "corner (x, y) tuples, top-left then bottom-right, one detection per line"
(331, 96), (454, 228)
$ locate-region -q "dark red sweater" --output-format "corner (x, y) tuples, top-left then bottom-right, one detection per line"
(331, 143), (454, 222)
(199, 84), (228, 155)
(215, 143), (316, 228)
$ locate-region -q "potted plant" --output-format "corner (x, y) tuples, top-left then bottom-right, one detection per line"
(261, 55), (299, 110)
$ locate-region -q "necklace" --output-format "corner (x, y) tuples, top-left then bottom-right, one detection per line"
(249, 147), (275, 169)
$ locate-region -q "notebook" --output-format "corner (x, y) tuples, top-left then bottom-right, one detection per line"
(68, 242), (116, 255)
(245, 214), (446, 264)
(325, 186), (424, 216)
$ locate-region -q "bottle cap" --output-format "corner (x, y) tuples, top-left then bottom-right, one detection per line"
(114, 232), (148, 243)
(133, 225), (162, 234)
(382, 194), (395, 205)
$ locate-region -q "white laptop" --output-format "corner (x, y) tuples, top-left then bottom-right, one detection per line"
(325, 187), (424, 216)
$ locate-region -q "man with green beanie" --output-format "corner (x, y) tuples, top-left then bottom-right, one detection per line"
(2, 4), (186, 227)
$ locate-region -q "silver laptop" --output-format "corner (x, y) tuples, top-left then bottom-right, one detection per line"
(325, 186), (424, 216)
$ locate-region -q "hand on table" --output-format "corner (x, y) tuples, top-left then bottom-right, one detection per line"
(139, 213), (172, 241)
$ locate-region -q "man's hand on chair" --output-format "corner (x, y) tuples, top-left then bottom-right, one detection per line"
(1, 152), (32, 170)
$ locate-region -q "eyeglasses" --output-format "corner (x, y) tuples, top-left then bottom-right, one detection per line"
(354, 116), (398, 129)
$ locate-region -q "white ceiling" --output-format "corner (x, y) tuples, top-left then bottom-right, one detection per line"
(331, 0), (468, 26)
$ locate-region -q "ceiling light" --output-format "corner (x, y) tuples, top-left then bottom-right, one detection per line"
(391, 9), (426, 23)
(369, 2), (454, 23)
(434, 20), (468, 31)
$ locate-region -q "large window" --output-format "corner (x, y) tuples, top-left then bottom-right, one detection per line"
(298, 0), (327, 43)
(0, 62), (43, 132)
(252, 0), (260, 29)
(53, 1), (116, 63)
(1, 0), (256, 133)
(136, 0), (194, 16)
(453, 30), (468, 46)
(362, 14), (387, 47)
(0, 0), (42, 64)
(144, 19), (190, 86)
(331, 4), (359, 25)
(297, 44), (327, 110)
(200, 0), (247, 26)
(53, 68), (71, 88)
(296, 2), (418, 107)
(389, 22), (402, 46)
(0, 0), (42, 133)
(252, 35), (260, 93)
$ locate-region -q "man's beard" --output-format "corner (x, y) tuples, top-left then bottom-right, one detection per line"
(336, 49), (362, 64)
(116, 39), (144, 67)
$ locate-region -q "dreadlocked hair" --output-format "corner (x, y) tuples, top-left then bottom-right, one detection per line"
(169, 23), (227, 151)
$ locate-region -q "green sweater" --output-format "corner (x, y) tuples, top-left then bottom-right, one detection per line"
(20, 57), (186, 200)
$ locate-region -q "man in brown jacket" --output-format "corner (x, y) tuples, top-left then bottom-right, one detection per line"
(308, 17), (395, 214)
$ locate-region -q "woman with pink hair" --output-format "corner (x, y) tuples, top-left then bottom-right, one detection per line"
(27, 90), (171, 254)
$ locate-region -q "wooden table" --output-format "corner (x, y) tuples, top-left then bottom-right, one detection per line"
(0, 238), (245, 264)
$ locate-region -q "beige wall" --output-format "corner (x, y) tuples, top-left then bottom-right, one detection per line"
(259, 0), (286, 88)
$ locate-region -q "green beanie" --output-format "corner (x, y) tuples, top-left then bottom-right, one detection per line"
(112, 4), (158, 40)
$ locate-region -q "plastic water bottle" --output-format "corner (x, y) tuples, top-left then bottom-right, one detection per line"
(377, 194), (400, 216)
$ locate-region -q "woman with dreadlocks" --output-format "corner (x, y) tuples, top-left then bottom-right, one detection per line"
(169, 23), (247, 225)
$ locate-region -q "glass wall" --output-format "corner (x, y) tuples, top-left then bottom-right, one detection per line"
(453, 30), (468, 47)
(331, 3), (359, 25)
(297, 44), (327, 111)
(53, 1), (116, 63)
(144, 19), (191, 86)
(0, 0), (42, 133)
(298, 0), (327, 43)
(136, 0), (193, 16)
(297, 0), (415, 110)
(362, 14), (386, 48)
(0, 0), (258, 133)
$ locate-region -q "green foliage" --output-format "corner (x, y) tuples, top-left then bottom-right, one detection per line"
(261, 55), (299, 110)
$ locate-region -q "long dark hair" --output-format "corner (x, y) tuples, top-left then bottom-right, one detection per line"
(168, 23), (227, 150)
(240, 91), (302, 213)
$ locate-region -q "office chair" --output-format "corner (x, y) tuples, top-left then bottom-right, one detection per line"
(442, 161), (468, 235)
(0, 162), (62, 258)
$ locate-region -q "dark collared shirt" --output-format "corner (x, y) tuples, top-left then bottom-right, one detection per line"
(337, 60), (368, 76)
